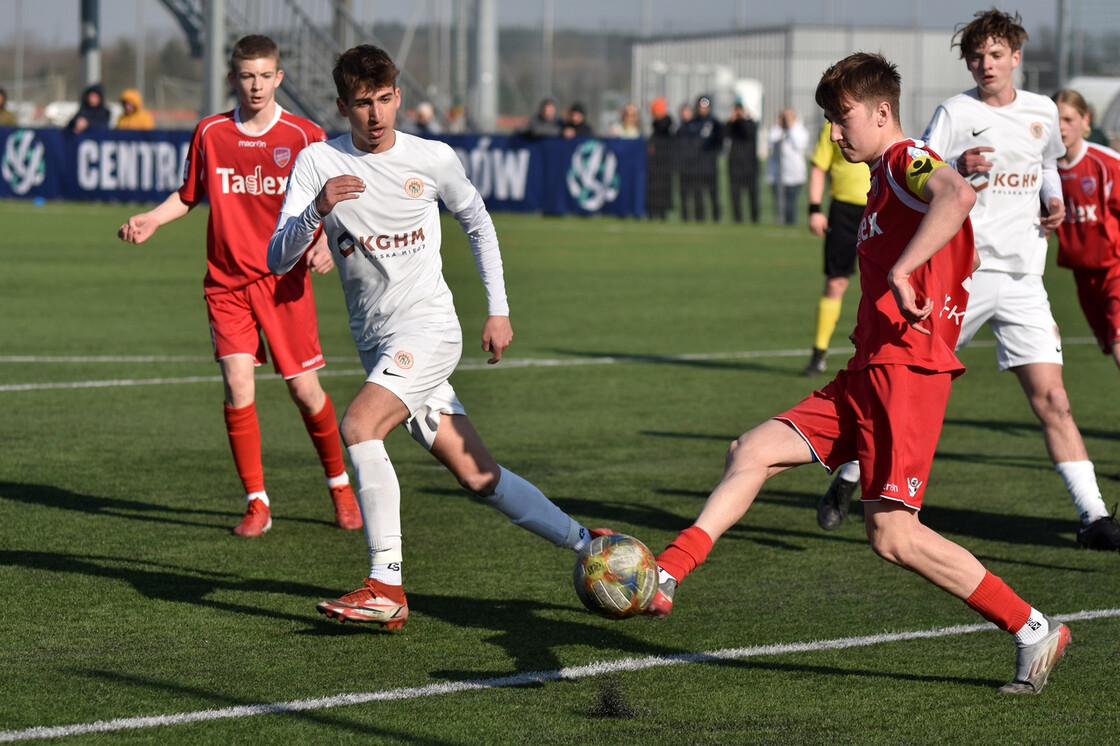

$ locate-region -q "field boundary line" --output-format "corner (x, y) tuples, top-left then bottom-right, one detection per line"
(2, 607), (1115, 743)
(3, 337), (1085, 394)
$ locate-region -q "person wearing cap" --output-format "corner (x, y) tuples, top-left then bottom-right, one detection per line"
(116, 88), (155, 130)
(678, 95), (723, 221)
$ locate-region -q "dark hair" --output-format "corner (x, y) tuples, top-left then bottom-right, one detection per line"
(230, 35), (280, 71)
(954, 8), (1028, 57)
(815, 52), (901, 124)
(333, 45), (400, 101)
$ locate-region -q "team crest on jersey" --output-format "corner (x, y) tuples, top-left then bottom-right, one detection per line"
(1081, 176), (1098, 196)
(393, 350), (415, 369)
(273, 147), (291, 168)
(1029, 122), (1044, 139)
(404, 177), (425, 198)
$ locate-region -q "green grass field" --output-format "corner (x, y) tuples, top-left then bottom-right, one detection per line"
(1, 199), (1119, 744)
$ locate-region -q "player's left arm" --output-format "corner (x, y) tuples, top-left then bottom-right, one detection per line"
(889, 155), (976, 334)
(1039, 158), (1065, 231)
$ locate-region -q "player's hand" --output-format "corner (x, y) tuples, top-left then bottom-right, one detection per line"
(481, 316), (513, 364)
(955, 146), (994, 177)
(888, 269), (933, 335)
(1040, 196), (1065, 232)
(305, 242), (335, 274)
(117, 214), (156, 244)
(314, 175), (365, 216)
(808, 212), (828, 237)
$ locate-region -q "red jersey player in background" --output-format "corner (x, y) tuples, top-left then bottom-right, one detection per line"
(118, 35), (361, 537)
(1053, 89), (1120, 373)
(644, 52), (1070, 694)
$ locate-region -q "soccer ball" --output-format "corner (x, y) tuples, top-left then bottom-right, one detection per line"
(573, 533), (657, 619)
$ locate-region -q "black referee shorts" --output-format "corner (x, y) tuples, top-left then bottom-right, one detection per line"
(823, 199), (864, 279)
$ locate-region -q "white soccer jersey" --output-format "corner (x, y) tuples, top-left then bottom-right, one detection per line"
(922, 88), (1065, 275)
(271, 131), (507, 350)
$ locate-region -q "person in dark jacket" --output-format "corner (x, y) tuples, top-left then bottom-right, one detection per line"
(679, 95), (723, 221)
(646, 97), (674, 220)
(67, 84), (112, 133)
(726, 102), (760, 223)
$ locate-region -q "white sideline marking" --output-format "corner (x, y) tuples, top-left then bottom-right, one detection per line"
(1, 608), (1115, 743)
(0, 337), (1041, 393)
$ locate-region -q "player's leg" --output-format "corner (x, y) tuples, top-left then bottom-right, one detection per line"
(864, 501), (1070, 692)
(990, 273), (1119, 549)
(650, 414), (820, 618)
(255, 273), (360, 530)
(316, 380), (411, 627)
(425, 408), (593, 551)
(218, 353), (273, 535)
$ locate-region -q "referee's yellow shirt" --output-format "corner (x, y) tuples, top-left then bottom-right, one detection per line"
(811, 122), (871, 206)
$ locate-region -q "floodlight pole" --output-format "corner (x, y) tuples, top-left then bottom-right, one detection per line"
(475, 0), (498, 132)
(80, 0), (101, 88)
(202, 0), (227, 116)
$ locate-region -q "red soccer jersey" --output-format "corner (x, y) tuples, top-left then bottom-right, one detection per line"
(848, 139), (975, 377)
(1056, 142), (1120, 270)
(179, 106), (327, 294)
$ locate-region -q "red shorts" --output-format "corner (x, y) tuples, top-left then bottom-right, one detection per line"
(774, 365), (952, 510)
(1073, 266), (1120, 353)
(207, 272), (325, 379)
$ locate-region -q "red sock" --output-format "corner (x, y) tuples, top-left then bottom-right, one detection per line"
(224, 402), (264, 494)
(302, 394), (347, 479)
(655, 525), (714, 583)
(964, 570), (1031, 633)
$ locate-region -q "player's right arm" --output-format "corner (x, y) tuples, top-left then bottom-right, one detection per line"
(117, 190), (191, 244)
(889, 155), (977, 332)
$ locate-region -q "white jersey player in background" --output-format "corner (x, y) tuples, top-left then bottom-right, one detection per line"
(817, 9), (1120, 551)
(268, 44), (603, 629)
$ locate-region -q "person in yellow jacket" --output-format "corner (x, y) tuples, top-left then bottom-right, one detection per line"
(803, 120), (870, 376)
(116, 88), (155, 130)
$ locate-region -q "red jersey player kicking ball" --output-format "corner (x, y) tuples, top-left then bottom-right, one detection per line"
(645, 52), (1070, 694)
(118, 35), (361, 537)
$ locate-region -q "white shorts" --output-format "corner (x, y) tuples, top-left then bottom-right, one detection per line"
(956, 270), (1064, 370)
(358, 323), (467, 449)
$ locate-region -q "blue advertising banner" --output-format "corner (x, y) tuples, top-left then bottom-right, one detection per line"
(0, 127), (646, 217)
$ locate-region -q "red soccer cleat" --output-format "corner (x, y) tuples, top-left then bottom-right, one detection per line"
(316, 579), (409, 630)
(330, 484), (363, 530)
(233, 498), (271, 537)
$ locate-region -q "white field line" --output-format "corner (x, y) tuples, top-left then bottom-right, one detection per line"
(1, 607), (1115, 743)
(0, 337), (1050, 393)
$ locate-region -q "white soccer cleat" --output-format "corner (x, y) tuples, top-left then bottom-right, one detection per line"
(997, 616), (1071, 694)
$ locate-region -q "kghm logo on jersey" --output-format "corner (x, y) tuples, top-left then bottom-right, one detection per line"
(404, 177), (424, 198)
(1030, 121), (1044, 139)
(1, 129), (46, 195)
(393, 351), (414, 369)
(273, 147), (291, 168)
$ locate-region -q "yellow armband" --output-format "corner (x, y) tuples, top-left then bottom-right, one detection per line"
(905, 155), (947, 198)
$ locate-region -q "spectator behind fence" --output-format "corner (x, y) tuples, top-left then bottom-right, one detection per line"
(766, 107), (810, 224)
(726, 101), (760, 223)
(563, 102), (593, 138)
(520, 97), (563, 139)
(679, 95), (722, 221)
(414, 101), (442, 135)
(116, 88), (155, 130)
(610, 102), (641, 139)
(67, 84), (111, 133)
(0, 88), (17, 126)
(646, 97), (674, 220)
(675, 103), (699, 220)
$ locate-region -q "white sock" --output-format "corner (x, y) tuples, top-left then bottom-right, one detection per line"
(347, 440), (403, 572)
(488, 466), (587, 549)
(839, 461), (861, 482)
(369, 563), (403, 585)
(1013, 607), (1050, 646)
(247, 491), (269, 507)
(1055, 461), (1109, 525)
(326, 473), (350, 488)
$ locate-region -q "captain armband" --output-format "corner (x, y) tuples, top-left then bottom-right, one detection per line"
(905, 155), (947, 197)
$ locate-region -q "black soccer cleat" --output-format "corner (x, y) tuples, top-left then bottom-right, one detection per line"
(803, 348), (828, 377)
(1076, 512), (1120, 551)
(817, 472), (857, 531)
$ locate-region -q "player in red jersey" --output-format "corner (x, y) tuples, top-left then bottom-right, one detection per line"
(644, 52), (1070, 694)
(117, 35), (361, 537)
(1053, 89), (1120, 370)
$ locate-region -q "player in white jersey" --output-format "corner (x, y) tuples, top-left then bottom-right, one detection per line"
(268, 44), (603, 629)
(817, 9), (1120, 551)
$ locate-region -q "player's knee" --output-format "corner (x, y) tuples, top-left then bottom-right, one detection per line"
(865, 525), (909, 567)
(460, 466), (500, 497)
(1037, 384), (1073, 423)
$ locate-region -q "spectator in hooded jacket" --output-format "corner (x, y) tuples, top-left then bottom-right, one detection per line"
(116, 88), (155, 130)
(67, 84), (112, 133)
